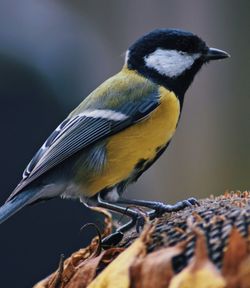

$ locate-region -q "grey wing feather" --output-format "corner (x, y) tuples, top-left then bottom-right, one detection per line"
(11, 115), (126, 198)
(9, 96), (159, 201)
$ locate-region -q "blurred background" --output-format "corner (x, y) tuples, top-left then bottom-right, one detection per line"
(0, 0), (249, 286)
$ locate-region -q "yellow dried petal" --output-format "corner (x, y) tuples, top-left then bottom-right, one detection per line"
(87, 225), (153, 288)
(169, 262), (225, 288)
(169, 227), (226, 288)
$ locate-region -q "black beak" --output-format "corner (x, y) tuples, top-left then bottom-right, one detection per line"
(205, 47), (230, 61)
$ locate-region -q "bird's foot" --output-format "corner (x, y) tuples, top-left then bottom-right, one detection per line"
(148, 197), (199, 219)
(117, 197), (199, 219)
(98, 194), (199, 248)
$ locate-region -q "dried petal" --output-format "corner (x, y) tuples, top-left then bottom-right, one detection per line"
(222, 228), (248, 287)
(34, 248), (123, 288)
(169, 228), (226, 288)
(34, 208), (113, 288)
(87, 225), (154, 288)
(65, 248), (122, 288)
(130, 242), (186, 288)
(169, 264), (226, 288)
(238, 256), (250, 288)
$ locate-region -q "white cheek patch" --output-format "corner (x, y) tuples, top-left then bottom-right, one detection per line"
(144, 49), (200, 78)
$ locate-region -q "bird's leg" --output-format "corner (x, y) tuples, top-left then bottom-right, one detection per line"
(117, 197), (199, 219)
(97, 193), (145, 248)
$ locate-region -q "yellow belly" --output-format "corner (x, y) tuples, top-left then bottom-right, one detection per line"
(86, 87), (180, 196)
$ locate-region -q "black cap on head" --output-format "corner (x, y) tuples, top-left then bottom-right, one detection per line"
(126, 29), (229, 103)
(128, 29), (208, 60)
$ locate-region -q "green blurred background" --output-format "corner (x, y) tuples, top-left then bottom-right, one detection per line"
(0, 0), (249, 287)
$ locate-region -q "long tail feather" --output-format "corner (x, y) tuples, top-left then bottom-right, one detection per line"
(0, 189), (38, 224)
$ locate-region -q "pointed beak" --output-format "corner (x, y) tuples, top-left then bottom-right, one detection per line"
(205, 47), (230, 61)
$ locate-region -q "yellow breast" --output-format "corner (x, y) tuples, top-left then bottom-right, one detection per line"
(86, 86), (180, 196)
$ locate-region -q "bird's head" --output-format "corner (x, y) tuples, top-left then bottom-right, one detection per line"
(126, 29), (229, 98)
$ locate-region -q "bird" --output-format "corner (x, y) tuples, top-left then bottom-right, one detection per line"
(0, 29), (229, 242)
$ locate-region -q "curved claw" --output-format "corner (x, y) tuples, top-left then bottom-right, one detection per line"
(187, 197), (200, 206)
(135, 215), (146, 233)
(101, 231), (124, 249)
(181, 200), (192, 207)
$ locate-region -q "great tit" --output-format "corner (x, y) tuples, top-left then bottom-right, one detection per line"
(0, 29), (229, 239)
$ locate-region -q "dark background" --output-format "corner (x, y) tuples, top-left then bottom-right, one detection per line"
(0, 1), (249, 287)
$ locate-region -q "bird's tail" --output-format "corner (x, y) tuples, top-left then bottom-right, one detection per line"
(0, 189), (39, 225)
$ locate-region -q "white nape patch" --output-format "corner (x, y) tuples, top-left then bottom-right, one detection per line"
(124, 50), (130, 64)
(79, 109), (128, 121)
(144, 49), (200, 78)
